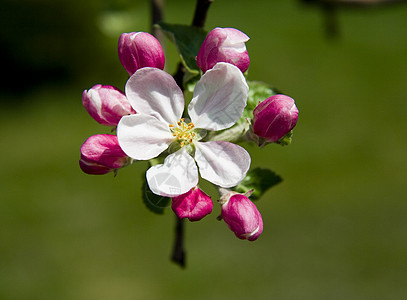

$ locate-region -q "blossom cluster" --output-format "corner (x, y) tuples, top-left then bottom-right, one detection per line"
(79, 28), (299, 242)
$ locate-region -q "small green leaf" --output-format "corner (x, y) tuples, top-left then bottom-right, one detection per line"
(232, 167), (283, 200)
(276, 130), (294, 146)
(142, 175), (171, 214)
(157, 22), (207, 73)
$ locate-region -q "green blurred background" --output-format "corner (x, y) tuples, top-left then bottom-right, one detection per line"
(1, 0), (407, 299)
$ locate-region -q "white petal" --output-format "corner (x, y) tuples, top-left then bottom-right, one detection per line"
(125, 67), (184, 124)
(146, 148), (199, 197)
(188, 62), (248, 131)
(117, 114), (173, 160)
(194, 141), (250, 188)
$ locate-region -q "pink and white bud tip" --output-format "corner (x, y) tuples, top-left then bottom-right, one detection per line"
(197, 27), (250, 74)
(82, 84), (135, 126)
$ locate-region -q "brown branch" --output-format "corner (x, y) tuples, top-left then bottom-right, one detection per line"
(170, 0), (214, 269)
(173, 63), (187, 89)
(173, 0), (214, 89)
(171, 217), (186, 268)
(322, 3), (339, 38)
(150, 0), (165, 45)
(192, 0), (215, 28)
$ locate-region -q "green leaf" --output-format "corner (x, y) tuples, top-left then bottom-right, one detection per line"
(232, 167), (283, 200)
(142, 175), (171, 214)
(276, 130), (294, 146)
(157, 22), (207, 73)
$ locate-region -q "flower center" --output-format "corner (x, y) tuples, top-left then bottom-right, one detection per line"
(169, 118), (197, 147)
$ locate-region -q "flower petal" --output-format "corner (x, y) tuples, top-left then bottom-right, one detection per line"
(146, 148), (199, 197)
(221, 28), (250, 50)
(194, 141), (250, 187)
(188, 62), (248, 131)
(125, 67), (184, 124)
(117, 114), (173, 160)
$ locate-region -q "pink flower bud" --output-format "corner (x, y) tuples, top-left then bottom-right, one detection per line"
(253, 94), (299, 143)
(118, 32), (165, 75)
(82, 84), (136, 126)
(172, 186), (213, 221)
(197, 27), (250, 74)
(79, 134), (129, 175)
(221, 194), (263, 241)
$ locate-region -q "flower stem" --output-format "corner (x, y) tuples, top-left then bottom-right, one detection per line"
(192, 0), (214, 28)
(170, 0), (214, 269)
(171, 217), (186, 268)
(150, 0), (165, 43)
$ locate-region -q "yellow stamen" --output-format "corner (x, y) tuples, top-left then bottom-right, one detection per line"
(169, 118), (197, 147)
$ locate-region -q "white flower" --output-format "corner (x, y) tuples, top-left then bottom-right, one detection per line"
(117, 62), (251, 197)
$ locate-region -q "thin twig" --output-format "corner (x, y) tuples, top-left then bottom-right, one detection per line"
(150, 0), (165, 45)
(170, 0), (214, 268)
(322, 3), (339, 38)
(173, 63), (186, 90)
(150, 0), (186, 268)
(171, 217), (186, 268)
(192, 0), (215, 28)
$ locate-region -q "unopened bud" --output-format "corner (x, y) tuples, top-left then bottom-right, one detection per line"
(79, 134), (129, 175)
(82, 84), (135, 126)
(221, 193), (263, 241)
(118, 32), (165, 75)
(253, 94), (299, 143)
(172, 186), (213, 221)
(197, 27), (250, 74)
